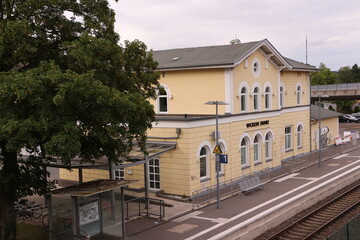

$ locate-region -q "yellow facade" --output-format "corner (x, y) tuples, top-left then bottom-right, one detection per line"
(59, 40), (319, 197)
(311, 117), (339, 150)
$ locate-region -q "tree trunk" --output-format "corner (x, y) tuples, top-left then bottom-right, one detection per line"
(0, 147), (19, 240)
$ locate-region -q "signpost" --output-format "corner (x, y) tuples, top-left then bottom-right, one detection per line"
(205, 100), (228, 209)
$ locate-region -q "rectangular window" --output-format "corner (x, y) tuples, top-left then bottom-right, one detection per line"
(254, 144), (259, 162)
(114, 169), (124, 180)
(285, 126), (292, 150)
(241, 147), (247, 165)
(265, 141), (269, 159)
(159, 96), (167, 113)
(241, 95), (246, 111)
(149, 158), (160, 189)
(297, 131), (302, 148)
(254, 95), (258, 110)
(200, 156), (207, 178)
(265, 95), (269, 109)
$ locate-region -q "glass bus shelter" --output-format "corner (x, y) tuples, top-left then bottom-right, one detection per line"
(46, 179), (136, 239)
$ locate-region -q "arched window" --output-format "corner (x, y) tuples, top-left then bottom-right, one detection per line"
(265, 132), (273, 160)
(199, 147), (209, 180)
(297, 125), (303, 148)
(253, 135), (261, 163)
(253, 87), (259, 111)
(240, 87), (247, 112)
(296, 85), (301, 105)
(158, 87), (168, 113)
(265, 87), (270, 110)
(240, 138), (249, 166)
(280, 86), (284, 108)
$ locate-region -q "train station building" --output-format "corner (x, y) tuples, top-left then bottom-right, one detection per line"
(59, 39), (321, 197)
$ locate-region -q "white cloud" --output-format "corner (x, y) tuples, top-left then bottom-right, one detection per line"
(110, 0), (360, 71)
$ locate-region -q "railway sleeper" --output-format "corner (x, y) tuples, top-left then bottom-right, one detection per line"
(297, 222), (318, 230)
(326, 206), (346, 212)
(308, 217), (330, 223)
(313, 213), (336, 219)
(285, 230), (309, 239)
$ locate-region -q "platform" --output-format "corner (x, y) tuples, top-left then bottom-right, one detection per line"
(125, 147), (360, 240)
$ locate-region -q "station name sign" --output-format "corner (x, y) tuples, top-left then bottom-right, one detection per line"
(246, 120), (269, 128)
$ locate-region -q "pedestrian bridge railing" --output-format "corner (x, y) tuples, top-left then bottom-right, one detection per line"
(311, 83), (360, 92)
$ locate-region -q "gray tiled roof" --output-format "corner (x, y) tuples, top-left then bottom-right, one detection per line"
(284, 57), (317, 71)
(311, 105), (342, 120)
(152, 40), (262, 70)
(151, 39), (317, 71)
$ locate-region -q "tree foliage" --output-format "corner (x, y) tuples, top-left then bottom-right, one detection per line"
(337, 64), (360, 83)
(0, 1), (160, 239)
(310, 63), (337, 85)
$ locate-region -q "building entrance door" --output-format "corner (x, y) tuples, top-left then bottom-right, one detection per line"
(149, 158), (160, 190)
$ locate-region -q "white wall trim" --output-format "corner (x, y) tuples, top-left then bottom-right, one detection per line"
(197, 141), (213, 157)
(152, 106), (310, 128)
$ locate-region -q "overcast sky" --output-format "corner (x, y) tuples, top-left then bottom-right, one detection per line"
(110, 0), (360, 71)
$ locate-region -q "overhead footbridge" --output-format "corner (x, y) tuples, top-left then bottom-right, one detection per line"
(311, 83), (360, 101)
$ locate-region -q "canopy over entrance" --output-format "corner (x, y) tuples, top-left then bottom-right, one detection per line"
(40, 140), (176, 170)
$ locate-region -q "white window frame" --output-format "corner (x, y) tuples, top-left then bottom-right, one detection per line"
(157, 87), (168, 114)
(149, 158), (160, 190)
(253, 135), (261, 164)
(240, 87), (247, 112)
(199, 146), (210, 181)
(297, 124), (303, 148)
(240, 137), (249, 166)
(265, 87), (270, 110)
(265, 132), (272, 160)
(253, 87), (259, 111)
(252, 58), (261, 77)
(280, 85), (284, 108)
(285, 126), (292, 151)
(114, 168), (125, 180)
(296, 85), (302, 105)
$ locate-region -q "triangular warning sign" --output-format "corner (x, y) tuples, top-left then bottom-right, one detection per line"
(213, 145), (222, 154)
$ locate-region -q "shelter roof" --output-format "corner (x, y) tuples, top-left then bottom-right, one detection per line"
(310, 105), (342, 120)
(21, 141), (176, 169)
(47, 179), (136, 197)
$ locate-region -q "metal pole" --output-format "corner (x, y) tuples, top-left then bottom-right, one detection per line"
(318, 96), (321, 167)
(144, 154), (149, 210)
(215, 101), (220, 209)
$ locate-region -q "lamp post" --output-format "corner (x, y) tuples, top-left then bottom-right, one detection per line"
(316, 95), (329, 167)
(205, 100), (228, 209)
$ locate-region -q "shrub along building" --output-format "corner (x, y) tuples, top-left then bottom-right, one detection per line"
(59, 39), (319, 197)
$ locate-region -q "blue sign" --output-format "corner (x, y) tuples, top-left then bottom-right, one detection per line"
(219, 154), (228, 164)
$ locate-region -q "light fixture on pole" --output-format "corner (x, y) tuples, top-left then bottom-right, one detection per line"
(315, 95), (329, 167)
(205, 100), (229, 209)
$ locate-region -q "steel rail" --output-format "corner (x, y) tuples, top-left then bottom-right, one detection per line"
(266, 182), (360, 240)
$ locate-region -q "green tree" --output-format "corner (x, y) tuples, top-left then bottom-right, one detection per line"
(0, 1), (160, 239)
(351, 64), (360, 82)
(337, 66), (353, 83)
(335, 100), (354, 113)
(310, 63), (337, 85)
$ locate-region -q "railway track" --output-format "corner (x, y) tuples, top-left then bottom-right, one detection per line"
(266, 183), (360, 240)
